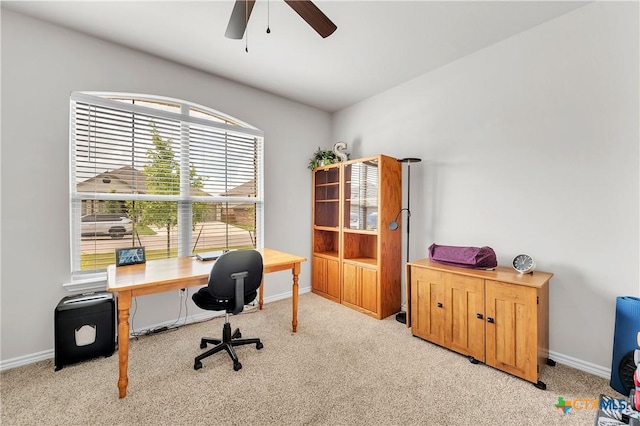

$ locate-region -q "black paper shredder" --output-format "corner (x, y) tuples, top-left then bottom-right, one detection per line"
(54, 291), (116, 371)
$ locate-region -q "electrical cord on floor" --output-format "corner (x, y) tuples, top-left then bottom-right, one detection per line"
(128, 291), (259, 338)
(131, 290), (188, 337)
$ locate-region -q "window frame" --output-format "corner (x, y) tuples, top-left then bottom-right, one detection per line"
(65, 92), (264, 292)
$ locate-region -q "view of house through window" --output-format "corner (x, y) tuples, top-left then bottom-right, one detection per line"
(70, 92), (264, 276)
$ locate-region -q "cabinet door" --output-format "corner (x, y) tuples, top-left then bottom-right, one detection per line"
(312, 256), (340, 302)
(410, 267), (446, 346)
(312, 256), (327, 294)
(485, 280), (538, 382)
(325, 258), (340, 300)
(360, 266), (378, 313)
(342, 263), (378, 314)
(444, 274), (485, 362)
(342, 263), (358, 305)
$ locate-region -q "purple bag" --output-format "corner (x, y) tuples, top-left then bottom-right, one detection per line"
(428, 244), (497, 269)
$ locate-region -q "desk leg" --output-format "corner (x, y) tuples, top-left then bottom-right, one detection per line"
(116, 292), (132, 398)
(292, 262), (300, 333)
(258, 278), (264, 310)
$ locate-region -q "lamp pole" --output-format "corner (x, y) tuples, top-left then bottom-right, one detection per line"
(394, 157), (422, 324)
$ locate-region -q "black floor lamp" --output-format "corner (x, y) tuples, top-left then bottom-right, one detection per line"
(388, 157), (422, 324)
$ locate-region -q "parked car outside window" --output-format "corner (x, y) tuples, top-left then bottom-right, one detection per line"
(81, 214), (133, 239)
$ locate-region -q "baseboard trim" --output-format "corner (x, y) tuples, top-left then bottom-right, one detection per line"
(0, 349), (54, 372)
(548, 350), (611, 380)
(0, 287), (310, 372)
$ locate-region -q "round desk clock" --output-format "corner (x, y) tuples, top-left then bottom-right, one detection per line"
(512, 253), (535, 274)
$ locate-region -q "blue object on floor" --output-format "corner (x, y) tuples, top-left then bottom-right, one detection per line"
(610, 296), (640, 395)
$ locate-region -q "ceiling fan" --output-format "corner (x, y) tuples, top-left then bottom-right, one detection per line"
(225, 0), (337, 39)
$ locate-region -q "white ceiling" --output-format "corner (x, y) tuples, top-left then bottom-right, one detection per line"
(2, 1), (589, 112)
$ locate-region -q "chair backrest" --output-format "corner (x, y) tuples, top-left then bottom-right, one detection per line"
(207, 250), (263, 314)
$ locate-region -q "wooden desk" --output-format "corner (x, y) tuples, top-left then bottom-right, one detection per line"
(107, 248), (306, 398)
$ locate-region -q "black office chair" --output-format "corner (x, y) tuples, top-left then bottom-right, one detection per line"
(192, 250), (264, 371)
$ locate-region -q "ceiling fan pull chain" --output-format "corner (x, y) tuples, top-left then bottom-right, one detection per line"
(245, 0), (249, 52)
(266, 0), (271, 34)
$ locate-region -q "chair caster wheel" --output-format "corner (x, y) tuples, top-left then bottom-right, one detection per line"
(256, 342), (264, 350)
(199, 342), (207, 349)
(233, 362), (242, 371)
(194, 361), (202, 370)
(236, 332), (242, 338)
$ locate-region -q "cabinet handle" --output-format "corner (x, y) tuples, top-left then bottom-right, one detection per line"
(476, 313), (483, 320)
(487, 317), (495, 323)
(437, 302), (443, 308)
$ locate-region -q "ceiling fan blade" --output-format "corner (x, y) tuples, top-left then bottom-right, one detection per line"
(225, 0), (256, 39)
(284, 0), (337, 38)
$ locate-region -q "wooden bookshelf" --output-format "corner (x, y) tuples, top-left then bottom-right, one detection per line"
(311, 155), (402, 319)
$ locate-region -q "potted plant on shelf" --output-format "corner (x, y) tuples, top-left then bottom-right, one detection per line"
(308, 147), (339, 170)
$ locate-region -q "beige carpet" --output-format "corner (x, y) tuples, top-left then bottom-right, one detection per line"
(1, 293), (622, 425)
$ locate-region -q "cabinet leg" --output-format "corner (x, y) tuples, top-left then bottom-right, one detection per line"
(534, 380), (547, 390)
(546, 358), (556, 367)
(468, 356), (479, 364)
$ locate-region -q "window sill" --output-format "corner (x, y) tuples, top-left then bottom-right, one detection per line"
(62, 273), (107, 293)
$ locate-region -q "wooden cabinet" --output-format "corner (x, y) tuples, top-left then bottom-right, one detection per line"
(407, 259), (552, 388)
(311, 155), (401, 319)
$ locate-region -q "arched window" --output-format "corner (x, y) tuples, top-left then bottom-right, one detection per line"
(69, 92), (263, 282)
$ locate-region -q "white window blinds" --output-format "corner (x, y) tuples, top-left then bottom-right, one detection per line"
(70, 92), (264, 276)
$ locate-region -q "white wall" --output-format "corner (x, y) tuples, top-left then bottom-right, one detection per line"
(332, 1), (639, 373)
(1, 10), (329, 363)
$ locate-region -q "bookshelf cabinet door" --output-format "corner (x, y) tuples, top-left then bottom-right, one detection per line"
(342, 263), (358, 306)
(312, 256), (328, 294)
(326, 258), (340, 300)
(342, 263), (378, 315)
(312, 256), (340, 303)
(360, 267), (378, 314)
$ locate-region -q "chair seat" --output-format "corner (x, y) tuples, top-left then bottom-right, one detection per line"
(193, 287), (257, 312)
